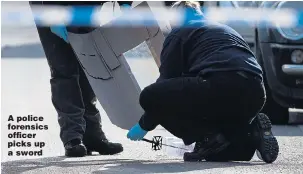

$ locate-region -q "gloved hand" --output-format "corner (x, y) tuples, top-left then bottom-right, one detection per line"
(127, 123), (148, 141)
(50, 25), (69, 43)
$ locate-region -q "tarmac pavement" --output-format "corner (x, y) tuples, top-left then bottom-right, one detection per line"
(1, 2), (303, 173)
(2, 46), (303, 174)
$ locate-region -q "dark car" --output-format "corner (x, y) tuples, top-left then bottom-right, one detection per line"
(255, 1), (303, 124)
(213, 1), (303, 124)
(163, 1), (303, 124)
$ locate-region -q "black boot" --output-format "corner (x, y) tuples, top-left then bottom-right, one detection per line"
(83, 128), (123, 155)
(204, 132), (256, 162)
(183, 133), (230, 162)
(64, 138), (87, 157)
(251, 113), (279, 163)
(204, 124), (257, 162)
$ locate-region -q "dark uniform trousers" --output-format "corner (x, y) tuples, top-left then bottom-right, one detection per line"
(33, 26), (101, 144)
(139, 71), (266, 160)
(29, 1), (133, 145)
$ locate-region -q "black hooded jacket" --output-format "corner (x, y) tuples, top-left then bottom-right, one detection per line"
(156, 20), (263, 82)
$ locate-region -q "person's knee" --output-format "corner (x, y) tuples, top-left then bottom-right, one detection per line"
(48, 61), (80, 79)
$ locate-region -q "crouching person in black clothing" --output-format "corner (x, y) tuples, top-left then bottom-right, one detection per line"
(127, 1), (279, 163)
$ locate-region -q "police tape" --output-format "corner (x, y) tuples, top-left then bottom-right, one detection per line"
(2, 5), (303, 28)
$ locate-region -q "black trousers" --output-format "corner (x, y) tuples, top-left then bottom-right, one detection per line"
(139, 71), (266, 159)
(34, 26), (102, 145)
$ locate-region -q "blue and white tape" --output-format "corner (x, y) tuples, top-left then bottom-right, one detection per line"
(2, 5), (303, 28)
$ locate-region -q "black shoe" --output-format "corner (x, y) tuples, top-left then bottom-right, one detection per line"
(64, 139), (87, 157)
(83, 129), (123, 155)
(204, 132), (256, 162)
(183, 133), (230, 162)
(252, 113), (279, 163)
(86, 140), (123, 155)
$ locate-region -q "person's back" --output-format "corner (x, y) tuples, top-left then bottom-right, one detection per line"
(166, 20), (263, 79)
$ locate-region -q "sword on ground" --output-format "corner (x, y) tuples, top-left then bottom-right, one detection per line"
(142, 138), (189, 151)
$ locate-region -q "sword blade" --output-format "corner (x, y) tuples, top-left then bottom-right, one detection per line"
(142, 138), (189, 151)
(161, 143), (189, 151)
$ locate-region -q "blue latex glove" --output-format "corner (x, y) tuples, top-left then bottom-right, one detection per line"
(127, 123), (148, 141)
(50, 25), (69, 43)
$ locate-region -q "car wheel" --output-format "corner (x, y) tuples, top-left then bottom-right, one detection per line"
(261, 82), (289, 124)
(255, 31), (289, 124)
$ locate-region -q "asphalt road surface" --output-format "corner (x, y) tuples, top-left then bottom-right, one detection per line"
(1, 2), (303, 174)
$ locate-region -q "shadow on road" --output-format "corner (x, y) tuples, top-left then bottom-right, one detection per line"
(93, 160), (266, 174)
(1, 156), (267, 174)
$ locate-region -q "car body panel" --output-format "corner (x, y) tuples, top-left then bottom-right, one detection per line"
(257, 1), (303, 108)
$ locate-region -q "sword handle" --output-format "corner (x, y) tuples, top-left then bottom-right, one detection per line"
(142, 138), (154, 144)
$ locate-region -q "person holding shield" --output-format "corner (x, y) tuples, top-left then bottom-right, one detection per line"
(29, 1), (132, 157)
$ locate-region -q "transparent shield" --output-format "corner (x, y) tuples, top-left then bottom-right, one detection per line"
(123, 41), (159, 89)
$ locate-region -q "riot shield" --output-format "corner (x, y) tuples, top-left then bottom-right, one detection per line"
(67, 1), (165, 129)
